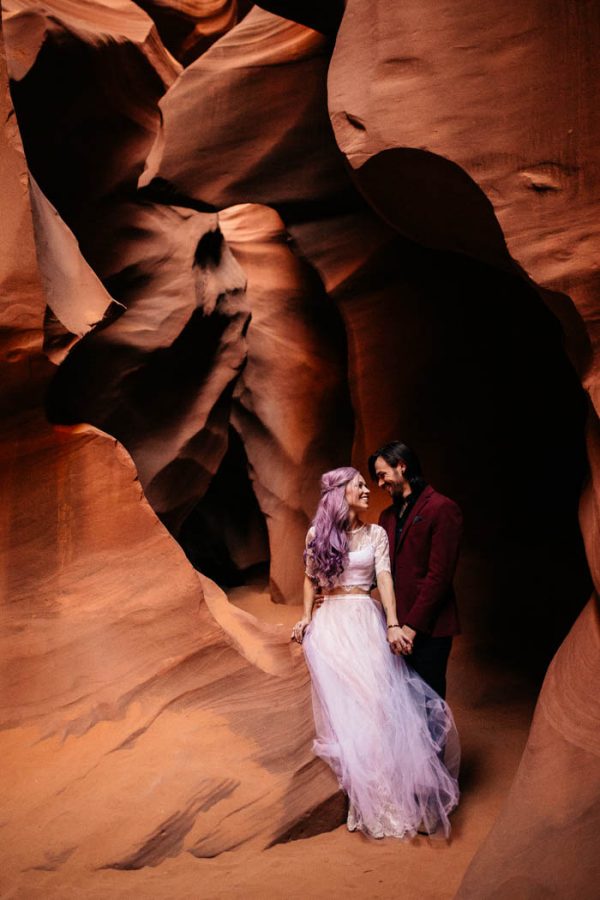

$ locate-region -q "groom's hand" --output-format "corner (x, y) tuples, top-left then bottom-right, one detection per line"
(401, 625), (417, 649)
(387, 625), (412, 655)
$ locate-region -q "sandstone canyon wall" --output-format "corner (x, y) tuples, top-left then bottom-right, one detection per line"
(1, 0), (599, 897)
(0, 4), (342, 893)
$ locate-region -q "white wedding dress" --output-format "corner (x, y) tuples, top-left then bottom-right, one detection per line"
(302, 523), (460, 839)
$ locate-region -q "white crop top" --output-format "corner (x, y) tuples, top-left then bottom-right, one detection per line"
(304, 523), (391, 592)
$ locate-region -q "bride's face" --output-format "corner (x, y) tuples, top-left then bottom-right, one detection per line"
(345, 473), (370, 512)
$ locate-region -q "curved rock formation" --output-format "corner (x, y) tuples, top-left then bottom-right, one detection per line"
(141, 3), (598, 889)
(2, 1), (598, 895)
(45, 199), (249, 535)
(29, 176), (115, 363)
(2, 0), (180, 262)
(327, 0), (600, 366)
(0, 17), (341, 892)
(136, 0), (250, 66)
(326, 5), (600, 892)
(142, 4), (590, 672)
(8, 3), (356, 601)
(221, 203), (353, 602)
(140, 6), (350, 211)
(0, 12), (50, 414)
(329, 1), (600, 259)
(3, 1), (251, 557)
(456, 598), (600, 899)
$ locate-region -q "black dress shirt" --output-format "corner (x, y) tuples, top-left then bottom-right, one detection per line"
(394, 481), (427, 549)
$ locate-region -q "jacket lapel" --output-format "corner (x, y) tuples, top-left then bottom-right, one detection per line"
(395, 486), (433, 555)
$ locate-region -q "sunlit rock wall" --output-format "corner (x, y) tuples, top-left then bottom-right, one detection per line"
(326, 1), (600, 896)
(1, 0), (599, 895)
(0, 6), (341, 891)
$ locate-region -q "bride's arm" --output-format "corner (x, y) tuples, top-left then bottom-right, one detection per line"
(291, 575), (315, 643)
(303, 574), (316, 621)
(377, 570), (412, 655)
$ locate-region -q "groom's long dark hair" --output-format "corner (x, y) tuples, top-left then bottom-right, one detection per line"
(368, 441), (427, 492)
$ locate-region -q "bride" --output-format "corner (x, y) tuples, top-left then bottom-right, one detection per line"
(291, 466), (460, 839)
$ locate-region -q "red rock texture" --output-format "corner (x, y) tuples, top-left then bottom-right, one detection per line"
(329, 0), (600, 298)
(327, 5), (600, 893)
(3, 0), (180, 259)
(142, 4), (590, 673)
(327, 2), (600, 894)
(1, 0), (599, 896)
(142, 2), (600, 892)
(0, 415), (340, 879)
(140, 6), (349, 210)
(46, 199), (250, 535)
(220, 203), (353, 602)
(456, 598), (600, 900)
(0, 11), (342, 891)
(136, 0), (251, 66)
(8, 3), (356, 600)
(4, 2), (253, 557)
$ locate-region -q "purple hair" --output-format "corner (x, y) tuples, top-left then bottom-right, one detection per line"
(304, 466), (359, 588)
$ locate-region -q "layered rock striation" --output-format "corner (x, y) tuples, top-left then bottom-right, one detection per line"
(1, 0), (599, 896)
(0, 8), (342, 890)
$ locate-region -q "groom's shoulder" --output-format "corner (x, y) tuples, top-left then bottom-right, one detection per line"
(427, 487), (462, 518)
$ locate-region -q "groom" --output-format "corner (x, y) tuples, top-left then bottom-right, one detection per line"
(368, 441), (462, 699)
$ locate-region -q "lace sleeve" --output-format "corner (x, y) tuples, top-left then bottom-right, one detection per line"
(371, 525), (391, 577)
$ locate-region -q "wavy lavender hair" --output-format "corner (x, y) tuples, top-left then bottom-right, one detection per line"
(304, 466), (359, 588)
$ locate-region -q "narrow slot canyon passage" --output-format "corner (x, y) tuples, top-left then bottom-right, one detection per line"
(334, 234), (592, 684)
(1, 2), (598, 898)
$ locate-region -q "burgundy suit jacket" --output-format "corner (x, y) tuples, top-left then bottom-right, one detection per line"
(379, 486), (462, 637)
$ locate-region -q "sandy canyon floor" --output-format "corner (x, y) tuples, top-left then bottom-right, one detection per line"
(3, 586), (533, 900)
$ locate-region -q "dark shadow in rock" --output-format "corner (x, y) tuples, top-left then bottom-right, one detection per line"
(8, 28), (168, 252)
(352, 148), (514, 273)
(194, 228), (224, 268)
(256, 0), (345, 36)
(179, 427), (270, 587)
(293, 225), (592, 681)
(137, 177), (217, 214)
(46, 304), (233, 431)
(268, 790), (347, 846)
(268, 756), (347, 846)
(135, 0), (253, 68)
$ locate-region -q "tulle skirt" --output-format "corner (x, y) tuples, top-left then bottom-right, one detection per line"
(302, 595), (460, 839)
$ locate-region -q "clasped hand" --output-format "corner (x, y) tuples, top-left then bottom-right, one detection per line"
(387, 625), (414, 656)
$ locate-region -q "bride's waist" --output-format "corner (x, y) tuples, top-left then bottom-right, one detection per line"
(323, 586), (372, 598)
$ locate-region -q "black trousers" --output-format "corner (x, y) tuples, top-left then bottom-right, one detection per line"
(408, 635), (453, 699)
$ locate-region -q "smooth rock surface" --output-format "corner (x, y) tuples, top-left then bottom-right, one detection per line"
(136, 0), (249, 65)
(3, 0), (180, 259)
(328, 0), (600, 384)
(45, 200), (249, 536)
(140, 6), (350, 211)
(325, 1), (600, 893)
(0, 415), (339, 889)
(0, 17), (340, 893)
(220, 203), (353, 602)
(1, 2), (598, 897)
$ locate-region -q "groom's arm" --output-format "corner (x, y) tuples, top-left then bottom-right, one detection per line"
(404, 500), (462, 634)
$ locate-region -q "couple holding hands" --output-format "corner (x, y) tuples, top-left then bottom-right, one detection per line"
(291, 441), (462, 839)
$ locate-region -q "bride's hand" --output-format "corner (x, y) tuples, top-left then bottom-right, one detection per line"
(291, 618), (311, 644)
(387, 624), (412, 656)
